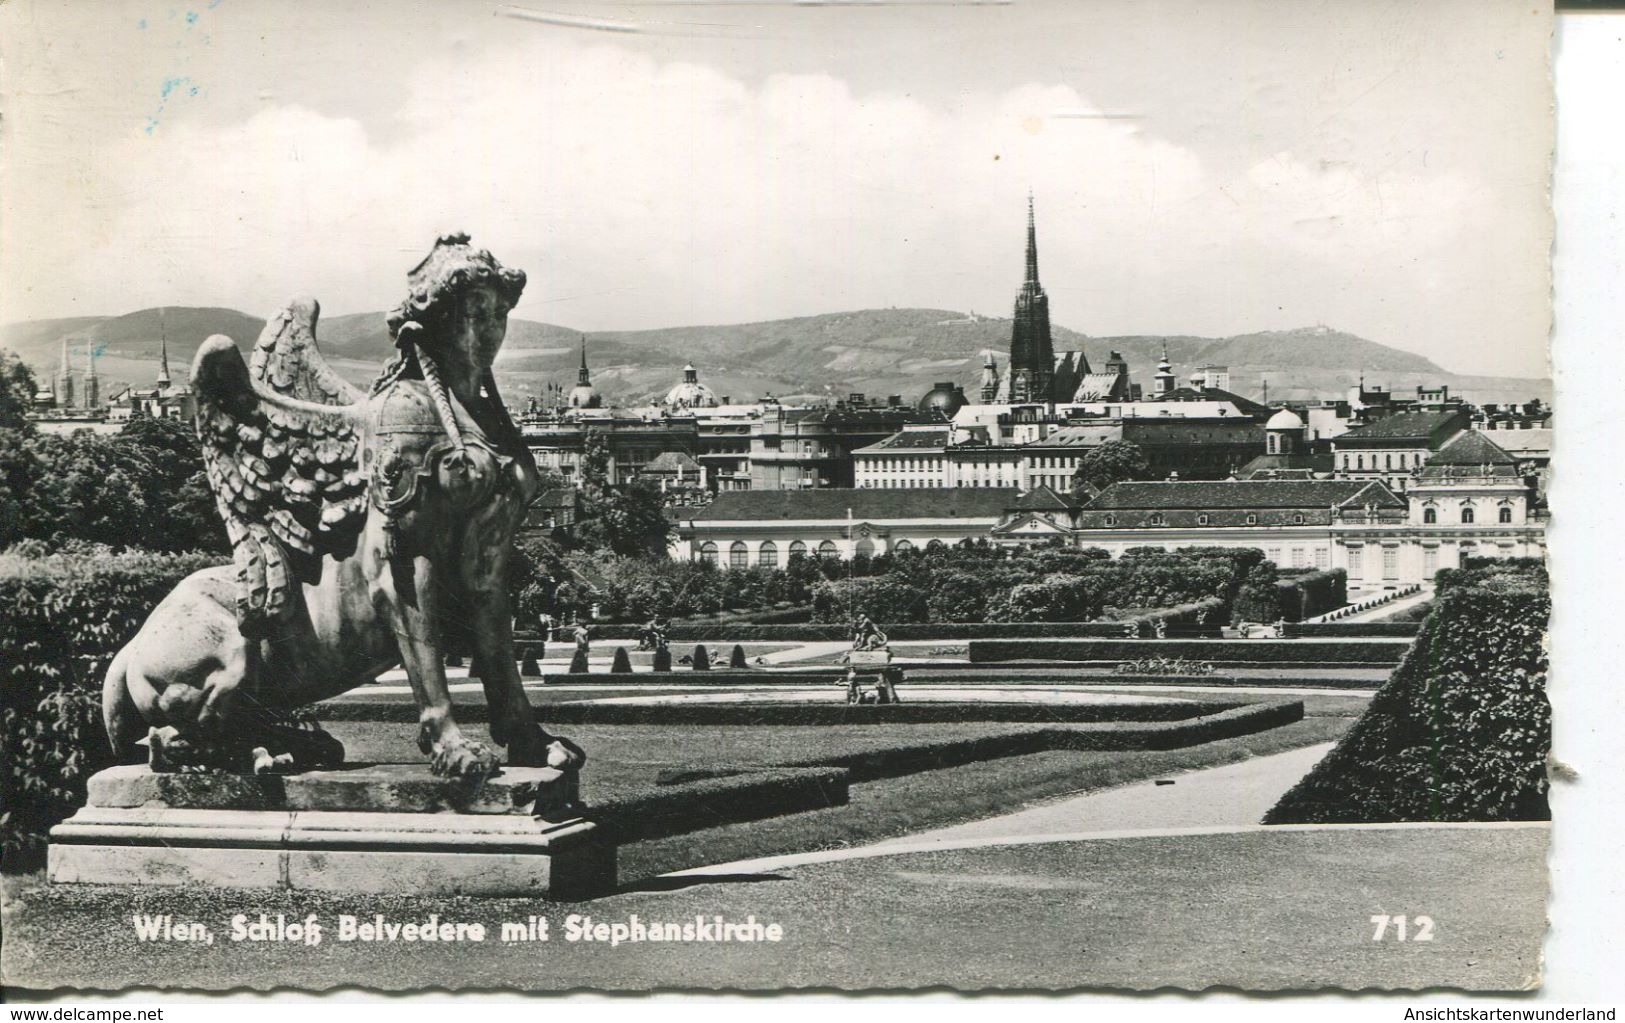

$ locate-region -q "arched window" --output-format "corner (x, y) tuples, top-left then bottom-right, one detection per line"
(927, 539), (945, 550)
(699, 541), (719, 565)
(1148, 513), (1164, 526)
(1423, 507), (1437, 524)
(1385, 454), (1392, 470)
(1245, 514), (1258, 525)
(855, 538), (876, 559)
(894, 539), (914, 553)
(1267, 435), (1278, 454)
(1197, 513), (1209, 526)
(1356, 455), (1364, 470)
(1103, 514), (1117, 527)
(789, 540), (808, 559)
(1460, 506), (1475, 524)
(818, 540), (839, 559)
(1499, 506), (1513, 524)
(758, 541), (779, 568)
(1293, 513), (1305, 525)
(729, 541), (749, 569)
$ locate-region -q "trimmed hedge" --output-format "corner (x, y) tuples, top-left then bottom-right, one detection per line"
(1264, 564), (1550, 824)
(0, 546), (225, 864)
(676, 701), (1304, 783)
(967, 638), (1410, 665)
(1275, 568), (1348, 623)
(522, 700), (1222, 727)
(523, 619), (1227, 644)
(590, 767), (849, 842)
(1282, 622), (1423, 638)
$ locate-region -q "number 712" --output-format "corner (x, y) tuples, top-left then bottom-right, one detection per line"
(1371, 914), (1435, 941)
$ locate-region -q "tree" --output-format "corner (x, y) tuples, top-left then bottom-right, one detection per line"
(0, 352), (39, 432)
(118, 416), (227, 553)
(1075, 440), (1149, 492)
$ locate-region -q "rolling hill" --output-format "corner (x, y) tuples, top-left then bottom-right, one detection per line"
(2, 306), (1551, 408)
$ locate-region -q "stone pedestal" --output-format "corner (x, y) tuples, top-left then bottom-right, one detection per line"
(49, 765), (615, 899)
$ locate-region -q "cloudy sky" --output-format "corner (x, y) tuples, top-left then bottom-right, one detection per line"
(0, 0), (1552, 376)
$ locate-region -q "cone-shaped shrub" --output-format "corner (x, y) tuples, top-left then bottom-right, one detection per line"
(692, 645), (711, 671)
(611, 647), (633, 673)
(730, 643), (747, 668)
(568, 650), (590, 674)
(652, 648), (672, 672)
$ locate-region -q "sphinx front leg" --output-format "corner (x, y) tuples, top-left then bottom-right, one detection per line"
(467, 593), (585, 773)
(389, 555), (499, 778)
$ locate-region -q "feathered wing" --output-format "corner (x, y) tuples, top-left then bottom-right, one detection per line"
(192, 307), (369, 634)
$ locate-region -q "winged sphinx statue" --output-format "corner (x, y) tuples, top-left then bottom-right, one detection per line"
(103, 233), (583, 779)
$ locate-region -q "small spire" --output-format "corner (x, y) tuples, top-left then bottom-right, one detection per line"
(1024, 192), (1039, 285)
(576, 335), (590, 385)
(156, 308), (172, 388)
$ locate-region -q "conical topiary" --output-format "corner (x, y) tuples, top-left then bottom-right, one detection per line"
(692, 645), (710, 671)
(568, 649), (590, 674)
(520, 645), (541, 676)
(611, 647), (632, 673)
(730, 643), (747, 668)
(653, 647), (672, 672)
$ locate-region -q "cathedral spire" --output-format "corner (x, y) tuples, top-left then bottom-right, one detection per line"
(82, 339), (99, 408)
(1024, 191), (1039, 285)
(55, 338), (75, 408)
(577, 335), (591, 385)
(1007, 193), (1054, 403)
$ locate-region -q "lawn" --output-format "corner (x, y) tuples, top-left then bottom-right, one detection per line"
(322, 710), (1354, 880)
(1, 823), (1546, 993)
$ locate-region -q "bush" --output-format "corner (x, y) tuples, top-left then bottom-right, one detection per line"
(1, 546), (225, 863)
(610, 647), (632, 673)
(811, 577), (929, 624)
(1274, 568), (1347, 622)
(1264, 562), (1550, 824)
(968, 638), (1407, 665)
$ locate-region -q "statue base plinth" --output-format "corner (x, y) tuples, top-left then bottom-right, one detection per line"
(48, 766), (614, 899)
(846, 649), (892, 666)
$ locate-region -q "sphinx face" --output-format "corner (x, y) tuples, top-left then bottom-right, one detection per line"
(435, 283), (511, 398)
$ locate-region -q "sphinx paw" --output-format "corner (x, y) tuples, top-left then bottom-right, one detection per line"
(430, 739), (500, 779)
(507, 727), (585, 772)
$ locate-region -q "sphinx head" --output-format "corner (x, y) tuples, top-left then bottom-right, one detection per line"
(387, 233), (527, 390)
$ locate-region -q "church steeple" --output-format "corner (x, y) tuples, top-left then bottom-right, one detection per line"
(1007, 193), (1054, 404)
(55, 338), (75, 408)
(1024, 192), (1039, 286)
(576, 335), (591, 385)
(567, 335), (601, 409)
(155, 310), (172, 389)
(980, 351), (1001, 403)
(82, 339), (99, 408)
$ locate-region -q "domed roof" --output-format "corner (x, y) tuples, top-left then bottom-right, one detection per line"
(663, 363), (718, 409)
(1265, 408), (1305, 431)
(918, 381), (967, 417)
(568, 383), (601, 409)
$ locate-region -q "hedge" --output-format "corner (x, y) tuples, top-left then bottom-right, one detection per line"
(967, 638), (1410, 665)
(1264, 563), (1550, 824)
(672, 700), (1304, 783)
(1274, 568), (1348, 622)
(524, 618), (1227, 644)
(590, 767), (849, 842)
(1, 546), (225, 864)
(1282, 622), (1423, 638)
(515, 700), (1221, 727)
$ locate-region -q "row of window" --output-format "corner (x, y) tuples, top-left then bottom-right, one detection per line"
(696, 538), (944, 567)
(1339, 451), (1424, 471)
(1099, 512), (1305, 526)
(1421, 506), (1511, 524)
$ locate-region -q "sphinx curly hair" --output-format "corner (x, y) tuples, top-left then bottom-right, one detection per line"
(385, 233), (527, 344)
(372, 233), (527, 398)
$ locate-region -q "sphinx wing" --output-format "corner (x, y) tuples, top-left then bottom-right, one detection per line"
(192, 333), (369, 633)
(249, 297), (366, 406)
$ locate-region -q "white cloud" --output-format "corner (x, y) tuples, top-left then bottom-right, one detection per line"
(3, 20), (1548, 377)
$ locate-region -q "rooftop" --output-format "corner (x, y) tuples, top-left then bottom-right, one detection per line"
(1085, 479), (1404, 510)
(1333, 410), (1466, 445)
(858, 428), (952, 452)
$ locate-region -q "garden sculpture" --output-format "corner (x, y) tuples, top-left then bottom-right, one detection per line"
(852, 614), (888, 652)
(101, 234), (584, 780)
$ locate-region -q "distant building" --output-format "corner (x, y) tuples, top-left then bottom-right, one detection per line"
(1331, 409), (1471, 492)
(106, 329), (195, 422)
(662, 363), (720, 412)
(748, 400), (918, 490)
(675, 487), (1021, 565)
(566, 337), (601, 409)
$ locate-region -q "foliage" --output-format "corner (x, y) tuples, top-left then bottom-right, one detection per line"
(1, 546), (226, 862)
(1265, 560), (1550, 824)
(1232, 561), (1282, 623)
(1074, 440), (1149, 491)
(969, 638), (1403, 664)
(1273, 567), (1346, 622)
(0, 351), (38, 432)
(0, 418), (227, 554)
(811, 576), (930, 624)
